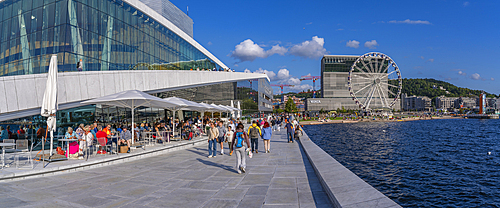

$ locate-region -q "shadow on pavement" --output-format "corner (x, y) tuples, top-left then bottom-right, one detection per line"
(196, 158), (238, 173)
(186, 148), (208, 157)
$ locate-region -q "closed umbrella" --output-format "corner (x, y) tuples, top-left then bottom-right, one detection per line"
(81, 90), (181, 144)
(41, 54), (58, 160)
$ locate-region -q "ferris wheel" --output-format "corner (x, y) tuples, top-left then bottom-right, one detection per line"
(347, 52), (402, 111)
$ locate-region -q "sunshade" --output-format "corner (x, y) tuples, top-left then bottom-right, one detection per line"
(82, 90), (181, 143)
(162, 97), (208, 135)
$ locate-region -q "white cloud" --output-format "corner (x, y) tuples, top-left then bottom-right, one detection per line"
(458, 71), (466, 76)
(427, 59), (434, 62)
(207, 41), (213, 46)
(364, 40), (378, 49)
(276, 68), (292, 81)
(288, 84), (313, 92)
(231, 39), (266, 62)
(230, 39), (287, 62)
(491, 78), (495, 81)
(463, 2), (469, 7)
(388, 19), (432, 25)
(255, 68), (277, 81)
(471, 73), (481, 80)
(346, 40), (360, 48)
(420, 56), (425, 60)
(267, 45), (288, 56)
(289, 36), (327, 59)
(280, 77), (301, 85)
(244, 68), (295, 83)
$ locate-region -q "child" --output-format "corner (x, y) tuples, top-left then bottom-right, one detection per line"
(226, 126), (234, 156)
(294, 125), (303, 141)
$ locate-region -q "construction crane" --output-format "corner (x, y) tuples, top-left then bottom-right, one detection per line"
(271, 84), (294, 102)
(300, 75), (321, 98)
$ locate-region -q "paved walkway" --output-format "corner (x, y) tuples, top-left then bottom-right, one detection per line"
(0, 129), (332, 208)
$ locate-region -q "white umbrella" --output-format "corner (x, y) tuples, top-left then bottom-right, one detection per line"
(210, 103), (227, 118)
(41, 54), (58, 158)
(82, 90), (181, 144)
(162, 97), (201, 136)
(226, 105), (242, 112)
(218, 105), (235, 119)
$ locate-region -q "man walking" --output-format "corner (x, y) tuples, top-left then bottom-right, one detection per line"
(285, 120), (294, 143)
(217, 121), (226, 155)
(208, 122), (219, 158)
(247, 120), (261, 153)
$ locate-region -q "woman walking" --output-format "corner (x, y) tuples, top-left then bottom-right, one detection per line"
(232, 123), (250, 174)
(261, 122), (272, 153)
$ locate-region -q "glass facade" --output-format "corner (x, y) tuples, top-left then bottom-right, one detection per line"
(157, 78), (273, 115)
(0, 0), (223, 77)
(0, 0), (273, 139)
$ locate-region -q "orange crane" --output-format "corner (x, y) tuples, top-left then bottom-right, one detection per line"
(300, 75), (321, 98)
(271, 84), (294, 102)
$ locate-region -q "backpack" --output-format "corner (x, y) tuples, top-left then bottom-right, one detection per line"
(249, 127), (259, 138)
(235, 132), (244, 148)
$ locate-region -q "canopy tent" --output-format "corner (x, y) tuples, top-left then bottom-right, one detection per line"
(197, 102), (220, 112)
(41, 55), (58, 162)
(226, 105), (242, 112)
(81, 90), (181, 143)
(162, 97), (208, 136)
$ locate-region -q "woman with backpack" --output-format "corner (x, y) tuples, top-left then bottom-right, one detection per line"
(232, 123), (250, 174)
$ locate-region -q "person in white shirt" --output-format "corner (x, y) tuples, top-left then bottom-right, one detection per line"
(80, 125), (94, 160)
(226, 126), (235, 156)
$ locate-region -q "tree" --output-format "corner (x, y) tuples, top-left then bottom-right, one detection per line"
(284, 97), (298, 113)
(273, 108), (284, 114)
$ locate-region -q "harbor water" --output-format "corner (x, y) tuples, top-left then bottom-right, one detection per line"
(302, 119), (500, 207)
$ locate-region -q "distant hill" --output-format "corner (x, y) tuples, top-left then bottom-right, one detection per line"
(392, 78), (497, 98)
(274, 78), (496, 100)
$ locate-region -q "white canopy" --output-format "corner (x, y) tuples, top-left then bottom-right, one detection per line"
(81, 90), (179, 109)
(163, 97), (208, 111)
(162, 97), (208, 134)
(217, 104), (234, 112)
(198, 103), (220, 112)
(210, 103), (228, 112)
(81, 90), (181, 143)
(225, 105), (242, 112)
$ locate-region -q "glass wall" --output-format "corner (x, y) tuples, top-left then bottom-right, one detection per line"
(156, 78), (273, 115)
(0, 0), (222, 77)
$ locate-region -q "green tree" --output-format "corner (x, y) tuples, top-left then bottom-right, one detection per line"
(273, 108), (284, 114)
(284, 97), (298, 113)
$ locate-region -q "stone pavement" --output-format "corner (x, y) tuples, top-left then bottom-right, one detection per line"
(0, 129), (332, 208)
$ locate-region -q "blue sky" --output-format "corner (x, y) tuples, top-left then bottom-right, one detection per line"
(171, 0), (500, 95)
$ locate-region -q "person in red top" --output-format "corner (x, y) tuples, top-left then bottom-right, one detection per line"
(95, 125), (108, 154)
(95, 125), (108, 142)
(17, 125), (26, 137)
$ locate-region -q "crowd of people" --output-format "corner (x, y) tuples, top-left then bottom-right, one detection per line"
(204, 114), (303, 174)
(1, 113), (304, 175)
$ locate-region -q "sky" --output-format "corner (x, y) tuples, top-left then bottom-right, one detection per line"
(170, 0), (500, 95)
